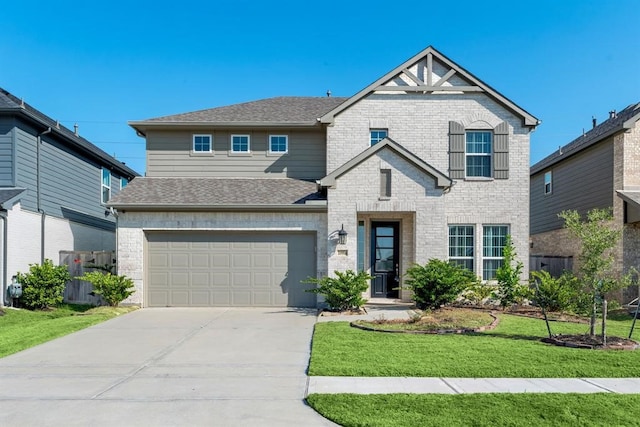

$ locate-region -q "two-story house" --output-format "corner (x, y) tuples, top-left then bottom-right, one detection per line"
(111, 46), (538, 308)
(0, 88), (139, 306)
(530, 102), (640, 301)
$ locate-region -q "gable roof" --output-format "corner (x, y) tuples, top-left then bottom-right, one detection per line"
(129, 97), (347, 134)
(0, 88), (139, 179)
(531, 102), (640, 175)
(0, 188), (25, 208)
(319, 137), (452, 188)
(107, 177), (326, 211)
(319, 46), (539, 127)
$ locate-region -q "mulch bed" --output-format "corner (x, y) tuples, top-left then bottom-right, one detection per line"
(542, 334), (639, 350)
(350, 311), (499, 335)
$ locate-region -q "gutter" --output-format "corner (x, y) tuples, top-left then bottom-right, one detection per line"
(106, 203), (328, 213)
(128, 120), (322, 137)
(37, 127), (52, 263)
(0, 210), (6, 307)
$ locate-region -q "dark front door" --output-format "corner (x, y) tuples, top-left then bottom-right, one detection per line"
(370, 222), (400, 298)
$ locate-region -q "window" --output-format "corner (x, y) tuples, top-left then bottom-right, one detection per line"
(380, 169), (391, 198)
(101, 168), (111, 204)
(370, 129), (388, 146)
(269, 135), (288, 153)
(482, 225), (508, 280)
(193, 134), (212, 152)
(449, 225), (474, 272)
(544, 171), (552, 194)
(231, 135), (250, 152)
(357, 221), (365, 272)
(466, 131), (492, 177)
(120, 177), (128, 189)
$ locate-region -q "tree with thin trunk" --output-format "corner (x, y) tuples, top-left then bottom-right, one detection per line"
(558, 208), (627, 344)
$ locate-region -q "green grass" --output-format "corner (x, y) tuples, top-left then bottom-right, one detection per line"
(309, 314), (640, 377)
(0, 304), (137, 358)
(306, 393), (640, 427)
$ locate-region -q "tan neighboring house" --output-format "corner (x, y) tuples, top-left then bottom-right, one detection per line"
(110, 46), (539, 308)
(530, 102), (640, 301)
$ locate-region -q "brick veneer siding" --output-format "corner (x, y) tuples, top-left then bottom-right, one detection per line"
(326, 93), (531, 287)
(116, 211), (327, 306)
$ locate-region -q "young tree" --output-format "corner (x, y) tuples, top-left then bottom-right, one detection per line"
(494, 235), (529, 309)
(559, 208), (627, 344)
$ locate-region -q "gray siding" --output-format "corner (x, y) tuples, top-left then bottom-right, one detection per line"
(13, 119), (122, 230)
(530, 139), (613, 235)
(0, 117), (15, 186)
(146, 128), (326, 179)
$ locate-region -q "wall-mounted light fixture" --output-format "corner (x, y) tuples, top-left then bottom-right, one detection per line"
(338, 224), (348, 245)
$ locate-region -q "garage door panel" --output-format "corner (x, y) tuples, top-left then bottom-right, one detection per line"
(147, 231), (316, 307)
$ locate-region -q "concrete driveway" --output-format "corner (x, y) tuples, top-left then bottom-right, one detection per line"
(0, 308), (335, 426)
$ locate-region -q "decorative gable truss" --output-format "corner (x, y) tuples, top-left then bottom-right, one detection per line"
(374, 51), (481, 94)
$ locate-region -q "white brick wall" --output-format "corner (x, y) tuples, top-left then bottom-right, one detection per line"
(326, 93), (531, 291)
(116, 211), (327, 306)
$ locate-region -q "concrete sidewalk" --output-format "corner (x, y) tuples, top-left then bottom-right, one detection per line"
(307, 377), (640, 395)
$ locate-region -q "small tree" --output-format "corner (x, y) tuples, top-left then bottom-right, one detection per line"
(405, 259), (478, 310)
(559, 208), (627, 343)
(75, 271), (135, 307)
(16, 259), (71, 310)
(304, 270), (372, 311)
(494, 235), (529, 309)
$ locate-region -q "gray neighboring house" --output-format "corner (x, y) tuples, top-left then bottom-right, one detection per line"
(530, 102), (640, 300)
(111, 46), (539, 308)
(0, 87), (139, 306)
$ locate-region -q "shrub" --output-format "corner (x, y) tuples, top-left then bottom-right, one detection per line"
(75, 271), (135, 307)
(461, 282), (495, 306)
(493, 235), (531, 308)
(16, 259), (71, 310)
(405, 259), (478, 310)
(530, 270), (579, 313)
(305, 270), (372, 311)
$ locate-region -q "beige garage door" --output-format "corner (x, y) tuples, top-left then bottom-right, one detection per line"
(146, 231), (317, 307)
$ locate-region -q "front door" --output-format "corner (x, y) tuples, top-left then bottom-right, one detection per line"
(370, 222), (400, 298)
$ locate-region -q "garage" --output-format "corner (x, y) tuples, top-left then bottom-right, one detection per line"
(146, 231), (317, 307)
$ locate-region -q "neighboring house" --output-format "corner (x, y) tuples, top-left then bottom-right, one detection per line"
(0, 88), (139, 306)
(530, 102), (640, 300)
(111, 46), (539, 308)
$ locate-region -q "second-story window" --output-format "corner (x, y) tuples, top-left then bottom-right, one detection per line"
(101, 168), (111, 204)
(121, 177), (128, 189)
(193, 134), (212, 152)
(231, 135), (250, 153)
(269, 135), (288, 153)
(370, 129), (388, 146)
(544, 171), (552, 194)
(466, 131), (492, 177)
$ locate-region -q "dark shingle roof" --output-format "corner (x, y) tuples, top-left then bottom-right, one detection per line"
(0, 188), (25, 206)
(135, 97), (348, 125)
(108, 177), (325, 209)
(531, 102), (640, 175)
(0, 88), (139, 179)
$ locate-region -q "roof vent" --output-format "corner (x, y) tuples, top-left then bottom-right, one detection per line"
(74, 123), (79, 136)
(19, 98), (25, 109)
(326, 90), (331, 98)
(55, 120), (60, 129)
(592, 116), (597, 129)
(609, 110), (617, 119)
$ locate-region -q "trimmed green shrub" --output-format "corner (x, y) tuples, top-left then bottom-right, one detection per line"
(305, 270), (372, 311)
(16, 259), (71, 310)
(530, 270), (579, 313)
(405, 259), (478, 310)
(75, 271), (135, 307)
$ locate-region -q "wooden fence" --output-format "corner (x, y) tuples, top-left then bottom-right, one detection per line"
(60, 251), (116, 305)
(529, 255), (573, 278)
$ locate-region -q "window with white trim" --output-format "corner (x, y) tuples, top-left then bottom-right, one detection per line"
(101, 168), (111, 204)
(466, 131), (492, 177)
(269, 135), (288, 153)
(370, 129), (388, 146)
(544, 171), (552, 194)
(449, 225), (474, 272)
(231, 135), (250, 152)
(193, 134), (212, 152)
(482, 225), (508, 280)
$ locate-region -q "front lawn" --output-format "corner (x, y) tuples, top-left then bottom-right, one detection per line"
(306, 393), (640, 427)
(309, 313), (640, 377)
(0, 304), (137, 358)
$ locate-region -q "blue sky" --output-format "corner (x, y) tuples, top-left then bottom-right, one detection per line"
(2, 0), (638, 176)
